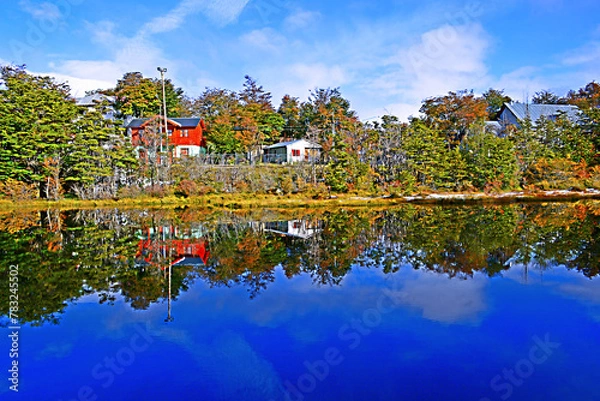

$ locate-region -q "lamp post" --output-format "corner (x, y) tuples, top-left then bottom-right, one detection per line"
(157, 67), (169, 182)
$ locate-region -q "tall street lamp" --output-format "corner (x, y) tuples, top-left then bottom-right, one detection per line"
(157, 67), (169, 182)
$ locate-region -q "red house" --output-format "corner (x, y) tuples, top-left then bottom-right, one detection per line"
(135, 226), (210, 267)
(126, 116), (207, 158)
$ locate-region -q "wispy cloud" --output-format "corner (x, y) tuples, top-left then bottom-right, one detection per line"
(354, 23), (490, 119)
(561, 41), (600, 66)
(41, 0), (252, 96)
(240, 28), (287, 52)
(283, 9), (321, 30)
(19, 0), (63, 22)
(140, 0), (250, 35)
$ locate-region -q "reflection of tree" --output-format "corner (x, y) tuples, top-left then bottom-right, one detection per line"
(282, 211), (374, 286)
(1, 203), (600, 327)
(514, 203), (600, 278)
(200, 227), (285, 298)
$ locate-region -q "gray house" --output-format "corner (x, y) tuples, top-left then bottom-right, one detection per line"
(75, 93), (116, 120)
(498, 102), (580, 128)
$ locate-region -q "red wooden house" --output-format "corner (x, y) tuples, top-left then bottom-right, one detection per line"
(135, 225), (210, 268)
(126, 116), (207, 158)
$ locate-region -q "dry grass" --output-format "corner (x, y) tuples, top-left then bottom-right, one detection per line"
(1, 190), (599, 212)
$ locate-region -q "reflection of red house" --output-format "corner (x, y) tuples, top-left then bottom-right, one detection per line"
(136, 227), (210, 267)
(126, 116), (207, 158)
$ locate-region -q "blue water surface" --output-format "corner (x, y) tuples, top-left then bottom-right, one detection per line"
(6, 262), (600, 401)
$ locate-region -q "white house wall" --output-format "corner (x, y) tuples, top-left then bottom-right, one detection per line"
(174, 145), (203, 158)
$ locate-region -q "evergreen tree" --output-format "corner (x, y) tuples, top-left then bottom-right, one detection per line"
(0, 65), (78, 198)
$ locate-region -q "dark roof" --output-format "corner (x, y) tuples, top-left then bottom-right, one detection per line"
(173, 118), (202, 127)
(125, 117), (201, 128)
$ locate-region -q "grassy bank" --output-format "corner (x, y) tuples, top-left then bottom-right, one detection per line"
(1, 189), (600, 212)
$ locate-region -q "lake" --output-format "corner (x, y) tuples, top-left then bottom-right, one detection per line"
(1, 202), (600, 401)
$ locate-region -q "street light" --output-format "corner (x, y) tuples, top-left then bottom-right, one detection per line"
(157, 67), (169, 182)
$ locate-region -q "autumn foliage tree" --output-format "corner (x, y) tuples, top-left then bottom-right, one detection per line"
(420, 90), (488, 146)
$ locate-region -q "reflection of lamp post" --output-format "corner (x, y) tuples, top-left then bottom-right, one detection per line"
(164, 263), (174, 323)
(162, 223), (174, 324)
(157, 67), (169, 182)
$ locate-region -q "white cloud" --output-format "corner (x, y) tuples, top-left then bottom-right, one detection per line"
(39, 32), (172, 96)
(355, 23), (490, 120)
(40, 72), (114, 96)
(240, 28), (287, 52)
(392, 271), (489, 324)
(39, 0), (252, 96)
(284, 9), (321, 30)
(561, 41), (600, 66)
(494, 66), (549, 102)
(19, 0), (63, 23)
(140, 0), (250, 35)
(270, 63), (349, 101)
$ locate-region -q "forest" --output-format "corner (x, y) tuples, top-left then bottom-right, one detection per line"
(0, 64), (599, 201)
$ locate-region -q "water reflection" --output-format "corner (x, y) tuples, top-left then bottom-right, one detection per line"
(1, 202), (599, 327)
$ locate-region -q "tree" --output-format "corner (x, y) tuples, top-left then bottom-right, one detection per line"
(531, 90), (562, 104)
(567, 81), (600, 109)
(402, 119), (468, 190)
(112, 72), (184, 118)
(420, 90), (488, 146)
(300, 88), (359, 153)
(373, 115), (408, 185)
(483, 88), (512, 120)
(235, 76), (284, 154)
(64, 101), (138, 198)
(240, 75), (272, 108)
(506, 119), (552, 184)
(464, 131), (518, 190)
(191, 88), (242, 153)
(0, 65), (137, 200)
(0, 65), (78, 199)
(278, 95), (304, 139)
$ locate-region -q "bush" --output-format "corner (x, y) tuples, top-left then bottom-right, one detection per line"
(145, 185), (172, 198)
(174, 180), (198, 198)
(0, 179), (38, 200)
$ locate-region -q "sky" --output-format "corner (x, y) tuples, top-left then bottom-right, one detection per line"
(0, 0), (599, 120)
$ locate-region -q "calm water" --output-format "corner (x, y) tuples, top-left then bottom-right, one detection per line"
(1, 203), (600, 401)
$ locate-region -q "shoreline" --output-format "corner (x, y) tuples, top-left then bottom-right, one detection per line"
(1, 189), (599, 212)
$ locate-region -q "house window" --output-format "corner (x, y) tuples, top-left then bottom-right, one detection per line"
(167, 129), (173, 136)
(182, 129), (189, 137)
(180, 148), (189, 157)
(292, 149), (300, 157)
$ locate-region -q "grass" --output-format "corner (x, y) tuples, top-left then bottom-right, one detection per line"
(1, 189), (600, 212)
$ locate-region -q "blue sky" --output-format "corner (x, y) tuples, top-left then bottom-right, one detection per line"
(0, 0), (599, 120)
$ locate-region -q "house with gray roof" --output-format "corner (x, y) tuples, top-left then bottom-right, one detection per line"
(75, 93), (116, 120)
(498, 102), (580, 128)
(263, 139), (322, 164)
